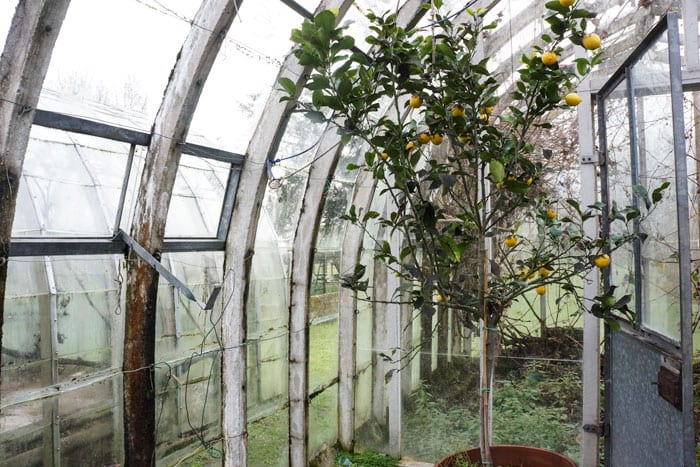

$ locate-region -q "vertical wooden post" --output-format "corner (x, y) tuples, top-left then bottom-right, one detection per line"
(577, 65), (600, 467)
(121, 2), (243, 465)
(338, 170), (375, 450)
(288, 127), (347, 466)
(0, 0), (70, 400)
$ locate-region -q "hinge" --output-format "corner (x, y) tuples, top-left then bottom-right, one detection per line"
(583, 423), (607, 436)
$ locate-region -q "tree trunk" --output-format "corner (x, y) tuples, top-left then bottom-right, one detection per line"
(121, 2), (243, 465)
(0, 0), (70, 398)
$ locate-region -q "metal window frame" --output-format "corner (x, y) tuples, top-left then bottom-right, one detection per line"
(597, 12), (695, 466)
(9, 109), (244, 257)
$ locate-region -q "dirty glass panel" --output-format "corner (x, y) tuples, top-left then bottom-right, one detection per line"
(59, 377), (121, 466)
(0, 397), (51, 466)
(604, 80), (636, 314)
(248, 408), (289, 467)
(19, 129), (111, 236)
(156, 252), (224, 363)
(40, 0), (193, 124)
(1, 258), (49, 394)
(155, 354), (222, 465)
(164, 155), (229, 238)
(631, 33), (681, 341)
(52, 256), (120, 381)
(309, 384), (338, 460)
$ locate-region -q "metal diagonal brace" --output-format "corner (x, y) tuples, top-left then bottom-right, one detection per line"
(117, 229), (221, 310)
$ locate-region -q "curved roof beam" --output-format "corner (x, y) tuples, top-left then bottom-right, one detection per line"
(220, 2), (353, 465)
(0, 0), (71, 399)
(335, 0), (430, 454)
(121, 1), (243, 465)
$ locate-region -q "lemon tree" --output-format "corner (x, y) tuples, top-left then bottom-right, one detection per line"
(281, 1), (664, 463)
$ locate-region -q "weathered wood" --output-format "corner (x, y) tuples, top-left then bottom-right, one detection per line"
(220, 2), (352, 464)
(122, 1), (243, 465)
(370, 256), (387, 426)
(0, 0), (70, 402)
(338, 168), (375, 450)
(288, 126), (347, 466)
(337, 1), (429, 451)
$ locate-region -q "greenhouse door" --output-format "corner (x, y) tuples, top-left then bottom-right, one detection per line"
(596, 13), (694, 467)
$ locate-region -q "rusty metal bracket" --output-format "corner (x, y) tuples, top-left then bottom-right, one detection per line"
(117, 229), (221, 310)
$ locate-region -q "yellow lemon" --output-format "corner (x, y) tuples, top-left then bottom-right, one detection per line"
(535, 285), (547, 296)
(565, 92), (582, 106)
(431, 133), (444, 145)
(542, 51), (558, 66)
(409, 94), (423, 108)
(594, 254), (610, 268)
(458, 134), (470, 144)
(539, 267), (551, 278)
(452, 104), (466, 117)
(418, 132), (431, 144)
(547, 208), (557, 220)
(527, 177), (533, 185)
(559, 0), (574, 6)
(504, 235), (518, 248)
(405, 141), (415, 151)
(381, 152), (389, 160)
(582, 33), (601, 50)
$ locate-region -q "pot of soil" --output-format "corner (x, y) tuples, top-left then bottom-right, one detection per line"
(434, 445), (576, 467)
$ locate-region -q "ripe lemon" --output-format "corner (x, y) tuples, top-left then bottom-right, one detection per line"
(418, 132), (431, 144)
(542, 51), (558, 66)
(582, 33), (601, 50)
(452, 104), (466, 117)
(526, 177), (533, 185)
(431, 133), (444, 145)
(559, 0), (574, 6)
(539, 267), (551, 277)
(535, 285), (547, 295)
(546, 208), (557, 220)
(436, 294), (450, 302)
(405, 141), (415, 151)
(409, 94), (423, 108)
(594, 254), (610, 268)
(381, 152), (389, 160)
(458, 134), (470, 144)
(504, 235), (518, 248)
(565, 92), (582, 106)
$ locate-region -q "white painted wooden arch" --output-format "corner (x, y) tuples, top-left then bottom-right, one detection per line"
(220, 2), (353, 465)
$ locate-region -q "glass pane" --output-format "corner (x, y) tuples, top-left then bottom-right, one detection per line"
(309, 385), (337, 459)
(164, 155), (229, 238)
(59, 378), (121, 466)
(41, 0), (193, 124)
(1, 258), (49, 395)
(631, 32), (680, 340)
(0, 397), (51, 466)
(604, 80), (636, 314)
(188, 1), (302, 154)
(52, 256), (120, 382)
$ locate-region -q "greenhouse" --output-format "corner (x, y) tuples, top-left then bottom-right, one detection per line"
(1, 0), (699, 466)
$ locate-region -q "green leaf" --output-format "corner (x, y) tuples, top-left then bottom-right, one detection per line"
(305, 110), (326, 123)
(314, 10), (336, 33)
(277, 77), (296, 96)
(545, 1), (569, 14)
(633, 184), (651, 209)
(652, 181), (670, 204)
(572, 8), (597, 18)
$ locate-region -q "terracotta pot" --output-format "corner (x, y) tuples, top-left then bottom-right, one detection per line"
(434, 445), (576, 467)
